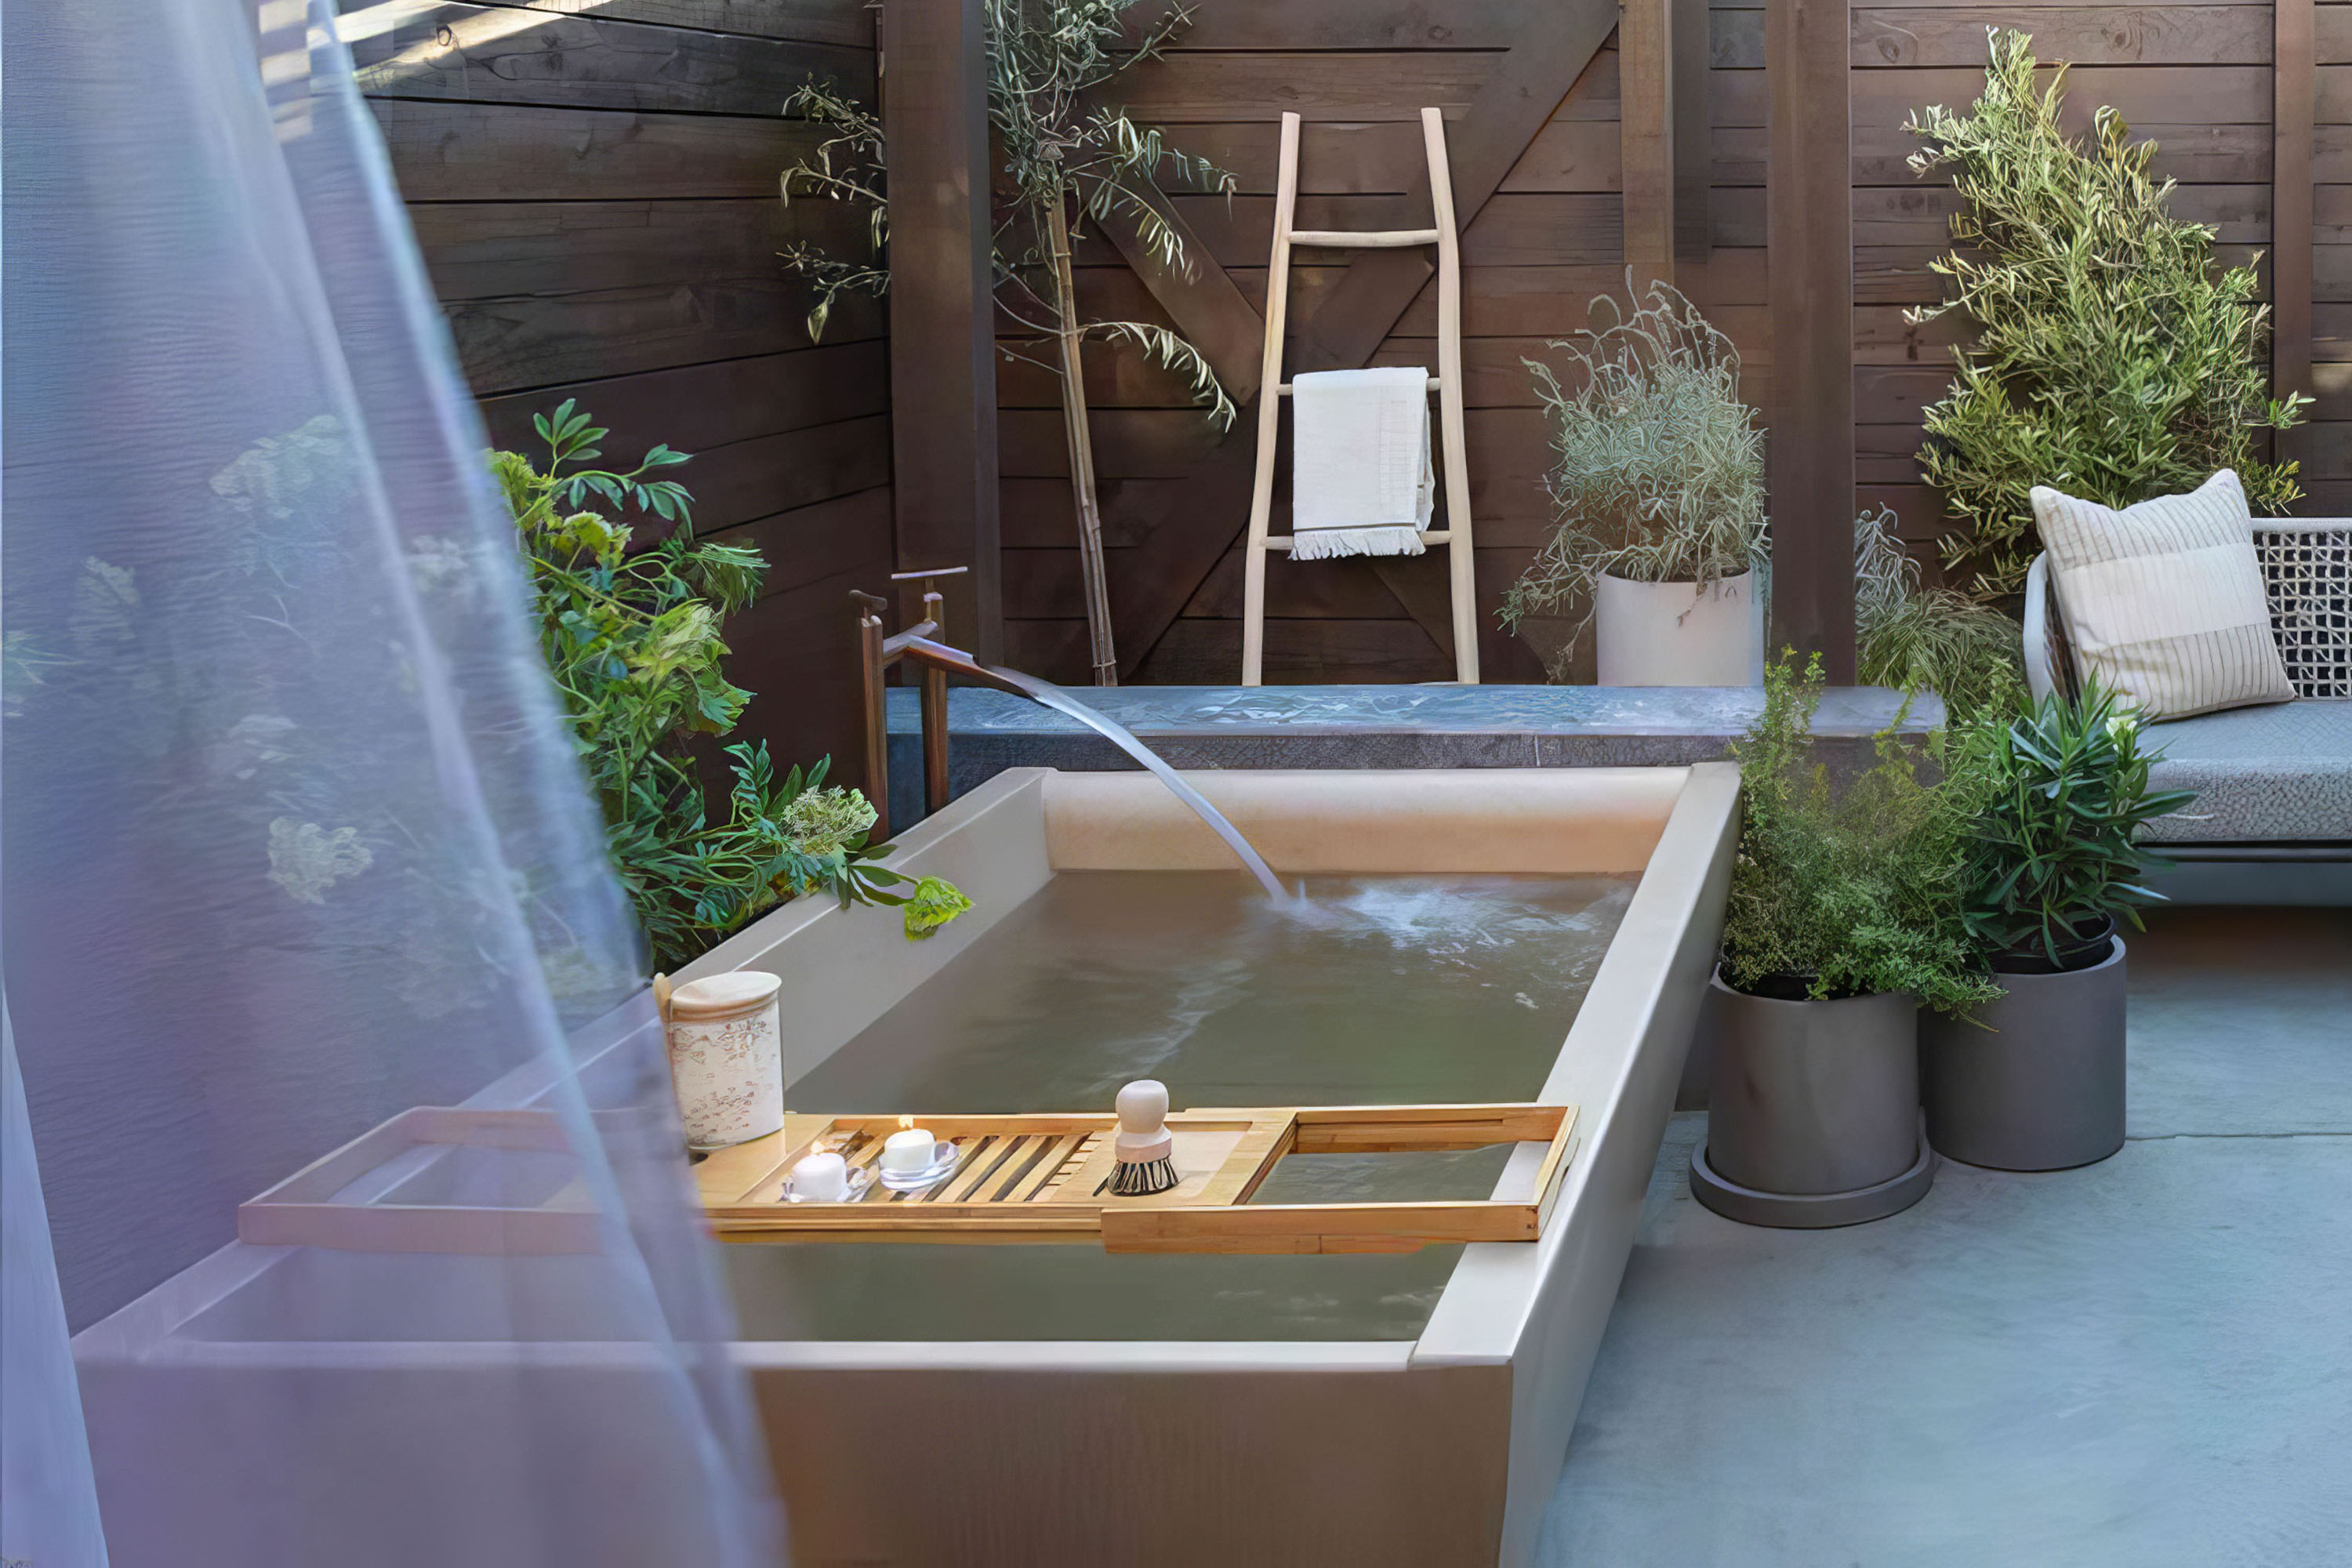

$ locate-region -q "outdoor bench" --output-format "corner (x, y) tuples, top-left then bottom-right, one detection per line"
(2025, 517), (2352, 902)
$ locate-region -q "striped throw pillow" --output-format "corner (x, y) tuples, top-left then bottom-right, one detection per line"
(2031, 470), (2292, 720)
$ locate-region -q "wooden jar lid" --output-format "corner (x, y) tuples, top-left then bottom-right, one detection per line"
(667, 971), (783, 1022)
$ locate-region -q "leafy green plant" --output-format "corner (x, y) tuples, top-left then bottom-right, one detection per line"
(780, 5), (1233, 408)
(1853, 506), (2024, 720)
(776, 81), (891, 341)
(1722, 652), (1998, 1014)
(1500, 279), (1766, 666)
(1955, 681), (2196, 964)
(1905, 29), (2307, 601)
(495, 402), (963, 967)
(779, 1), (1236, 680)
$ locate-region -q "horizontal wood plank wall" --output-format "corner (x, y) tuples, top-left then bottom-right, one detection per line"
(354, 0), (892, 782)
(999, 6), (1647, 683)
(1007, 0), (2326, 688)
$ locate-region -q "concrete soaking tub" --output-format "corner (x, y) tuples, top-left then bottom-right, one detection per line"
(683, 763), (1738, 1568)
(70, 763), (1733, 1568)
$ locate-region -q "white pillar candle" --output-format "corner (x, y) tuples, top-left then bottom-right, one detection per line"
(880, 1127), (940, 1174)
(792, 1151), (848, 1203)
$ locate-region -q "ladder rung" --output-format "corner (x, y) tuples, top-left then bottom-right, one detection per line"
(1265, 532), (1454, 550)
(1276, 378), (1442, 395)
(1287, 228), (1442, 249)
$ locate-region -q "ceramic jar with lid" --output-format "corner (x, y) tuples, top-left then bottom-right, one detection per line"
(662, 971), (786, 1149)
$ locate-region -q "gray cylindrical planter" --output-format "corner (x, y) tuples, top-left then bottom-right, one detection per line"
(1690, 973), (1933, 1228)
(1922, 938), (2127, 1171)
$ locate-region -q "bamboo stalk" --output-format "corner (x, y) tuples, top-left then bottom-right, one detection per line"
(1044, 181), (1118, 685)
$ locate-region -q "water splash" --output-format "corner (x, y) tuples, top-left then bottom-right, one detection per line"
(983, 666), (1290, 900)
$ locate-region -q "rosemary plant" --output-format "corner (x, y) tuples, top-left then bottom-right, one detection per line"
(1722, 652), (1998, 1014)
(1500, 281), (1767, 654)
(495, 402), (964, 967)
(1905, 29), (2307, 601)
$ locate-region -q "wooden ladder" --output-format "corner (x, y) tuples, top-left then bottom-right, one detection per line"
(1240, 107), (1479, 686)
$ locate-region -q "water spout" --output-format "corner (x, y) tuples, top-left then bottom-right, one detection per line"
(991, 670), (1291, 902)
(891, 635), (1287, 899)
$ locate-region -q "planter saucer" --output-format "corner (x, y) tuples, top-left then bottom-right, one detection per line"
(1689, 1116), (1936, 1229)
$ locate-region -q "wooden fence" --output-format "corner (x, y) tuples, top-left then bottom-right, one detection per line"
(352, 0), (891, 783)
(366, 0), (2348, 717)
(982, 0), (2347, 685)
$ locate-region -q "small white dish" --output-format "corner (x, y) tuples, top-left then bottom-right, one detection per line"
(877, 1140), (963, 1192)
(779, 1164), (877, 1205)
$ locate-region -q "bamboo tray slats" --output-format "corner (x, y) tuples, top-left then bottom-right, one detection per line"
(698, 1103), (1578, 1254)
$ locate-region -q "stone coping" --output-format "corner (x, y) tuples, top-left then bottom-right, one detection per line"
(883, 684), (1942, 827)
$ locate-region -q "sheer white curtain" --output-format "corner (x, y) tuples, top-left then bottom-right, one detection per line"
(1, 0), (779, 1562)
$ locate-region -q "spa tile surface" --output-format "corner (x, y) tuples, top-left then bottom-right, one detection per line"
(1537, 907), (2352, 1567)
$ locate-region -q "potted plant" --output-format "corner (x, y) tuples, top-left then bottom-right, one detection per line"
(1920, 684), (2195, 1170)
(1694, 654), (1997, 1227)
(1501, 279), (1768, 686)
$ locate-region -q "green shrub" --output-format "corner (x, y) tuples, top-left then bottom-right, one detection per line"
(1853, 506), (2024, 720)
(1500, 280), (1766, 661)
(1955, 681), (2197, 964)
(494, 402), (961, 968)
(1722, 653), (1998, 1014)
(1905, 29), (2307, 601)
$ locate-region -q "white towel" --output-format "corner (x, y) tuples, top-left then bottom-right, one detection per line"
(1289, 367), (1434, 560)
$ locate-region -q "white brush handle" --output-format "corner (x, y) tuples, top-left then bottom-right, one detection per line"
(1115, 1079), (1172, 1160)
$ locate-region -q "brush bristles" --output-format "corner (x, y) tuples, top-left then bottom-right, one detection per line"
(1109, 1156), (1179, 1196)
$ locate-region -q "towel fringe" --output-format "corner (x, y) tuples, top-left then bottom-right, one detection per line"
(1288, 526), (1430, 561)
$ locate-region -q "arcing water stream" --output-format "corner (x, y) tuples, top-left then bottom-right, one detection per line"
(981, 666), (1290, 901)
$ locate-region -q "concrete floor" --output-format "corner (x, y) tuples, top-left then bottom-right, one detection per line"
(1537, 907), (2352, 1566)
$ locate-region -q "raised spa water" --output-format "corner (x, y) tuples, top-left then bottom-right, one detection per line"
(725, 870), (1635, 1341)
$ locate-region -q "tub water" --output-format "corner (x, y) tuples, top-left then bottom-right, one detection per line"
(727, 869), (1634, 1341)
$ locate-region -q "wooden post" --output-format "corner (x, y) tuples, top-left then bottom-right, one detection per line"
(1766, 0), (1856, 681)
(920, 664), (950, 815)
(1621, 0), (1677, 291)
(881, 0), (1002, 661)
(2274, 0), (2315, 466)
(855, 598), (891, 839)
(1672, 0), (1712, 267)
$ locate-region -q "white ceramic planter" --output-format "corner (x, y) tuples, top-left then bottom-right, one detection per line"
(1593, 569), (1763, 687)
(664, 970), (785, 1149)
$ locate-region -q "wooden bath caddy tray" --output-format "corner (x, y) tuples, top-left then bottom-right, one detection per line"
(697, 1102), (1579, 1254)
(238, 1107), (598, 1254)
